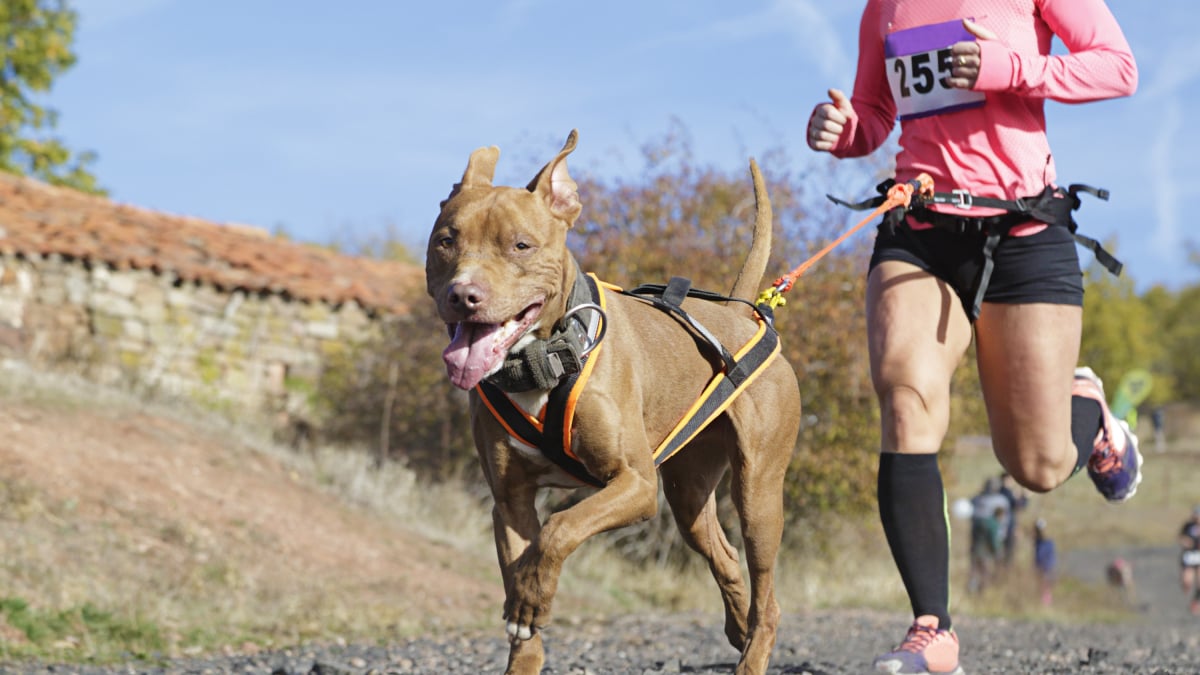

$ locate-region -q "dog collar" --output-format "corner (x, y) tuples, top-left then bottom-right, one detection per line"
(484, 265), (605, 392)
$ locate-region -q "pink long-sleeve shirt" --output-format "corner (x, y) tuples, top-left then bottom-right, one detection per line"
(827, 0), (1137, 221)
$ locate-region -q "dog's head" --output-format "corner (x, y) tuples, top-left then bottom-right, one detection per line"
(426, 130), (583, 390)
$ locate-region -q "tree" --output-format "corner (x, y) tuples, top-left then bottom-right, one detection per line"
(1144, 282), (1200, 403)
(1079, 250), (1163, 401)
(0, 0), (101, 193)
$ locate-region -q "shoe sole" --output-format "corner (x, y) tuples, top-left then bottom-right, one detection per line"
(874, 661), (965, 675)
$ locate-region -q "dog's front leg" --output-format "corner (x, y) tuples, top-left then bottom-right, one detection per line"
(505, 446), (658, 642)
(486, 476), (549, 675)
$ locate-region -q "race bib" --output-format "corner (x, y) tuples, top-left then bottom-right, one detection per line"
(885, 19), (985, 120)
(1184, 550), (1200, 567)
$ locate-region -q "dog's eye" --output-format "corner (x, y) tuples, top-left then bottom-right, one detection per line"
(514, 241), (533, 251)
(437, 236), (455, 249)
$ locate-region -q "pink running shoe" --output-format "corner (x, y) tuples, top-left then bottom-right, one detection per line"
(1074, 367), (1143, 503)
(873, 615), (964, 675)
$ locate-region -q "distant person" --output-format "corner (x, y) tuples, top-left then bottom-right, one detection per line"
(968, 478), (1009, 594)
(1032, 519), (1057, 607)
(1180, 506), (1200, 615)
(998, 472), (1028, 568)
(1151, 407), (1166, 453)
(1106, 556), (1135, 604)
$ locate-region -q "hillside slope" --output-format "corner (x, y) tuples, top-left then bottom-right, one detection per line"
(0, 361), (502, 655)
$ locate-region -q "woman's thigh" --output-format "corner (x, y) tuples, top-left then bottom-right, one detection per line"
(867, 260), (973, 455)
(975, 302), (1082, 490)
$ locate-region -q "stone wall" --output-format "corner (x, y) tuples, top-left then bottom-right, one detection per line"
(0, 251), (384, 426)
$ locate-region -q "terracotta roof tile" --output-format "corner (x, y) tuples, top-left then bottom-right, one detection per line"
(0, 172), (423, 315)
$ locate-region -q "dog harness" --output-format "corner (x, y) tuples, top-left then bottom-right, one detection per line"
(830, 179), (1122, 320)
(476, 272), (781, 487)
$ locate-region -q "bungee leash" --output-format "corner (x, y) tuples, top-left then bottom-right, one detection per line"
(757, 173), (934, 309)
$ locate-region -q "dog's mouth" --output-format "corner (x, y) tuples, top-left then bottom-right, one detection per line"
(442, 302), (544, 390)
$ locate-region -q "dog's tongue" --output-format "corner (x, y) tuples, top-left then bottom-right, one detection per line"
(443, 322), (504, 390)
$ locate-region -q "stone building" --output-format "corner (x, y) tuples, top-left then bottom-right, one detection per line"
(0, 172), (422, 428)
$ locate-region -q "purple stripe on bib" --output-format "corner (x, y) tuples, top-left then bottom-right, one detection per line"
(885, 18), (976, 57)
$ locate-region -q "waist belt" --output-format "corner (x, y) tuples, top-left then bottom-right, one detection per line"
(477, 275), (780, 486)
(829, 180), (1123, 320)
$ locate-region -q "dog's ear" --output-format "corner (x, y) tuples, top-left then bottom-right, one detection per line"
(441, 145), (501, 208)
(527, 130), (581, 226)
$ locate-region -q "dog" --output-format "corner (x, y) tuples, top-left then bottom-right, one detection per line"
(425, 130), (801, 675)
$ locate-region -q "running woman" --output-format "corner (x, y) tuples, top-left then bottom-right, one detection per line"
(805, 1), (1141, 673)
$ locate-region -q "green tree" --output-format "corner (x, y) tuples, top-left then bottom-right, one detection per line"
(1079, 251), (1162, 400)
(1145, 282), (1200, 402)
(0, 0), (101, 193)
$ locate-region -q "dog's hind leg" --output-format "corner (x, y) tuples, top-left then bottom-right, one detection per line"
(660, 438), (751, 651)
(726, 397), (799, 675)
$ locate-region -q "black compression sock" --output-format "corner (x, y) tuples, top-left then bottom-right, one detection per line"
(1071, 396), (1104, 475)
(878, 452), (952, 631)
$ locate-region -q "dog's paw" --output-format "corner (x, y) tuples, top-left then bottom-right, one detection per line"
(503, 597), (551, 642)
(506, 620), (534, 641)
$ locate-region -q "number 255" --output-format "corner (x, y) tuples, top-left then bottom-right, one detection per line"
(893, 48), (953, 97)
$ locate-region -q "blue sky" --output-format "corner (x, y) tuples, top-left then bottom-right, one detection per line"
(49, 1), (1199, 290)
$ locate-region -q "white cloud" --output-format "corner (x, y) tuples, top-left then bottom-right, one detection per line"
(626, 1), (852, 84)
(497, 0), (541, 31)
(1135, 40), (1200, 259)
(1148, 99), (1180, 257)
(767, 0), (854, 83)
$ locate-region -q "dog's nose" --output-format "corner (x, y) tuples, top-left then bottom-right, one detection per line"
(447, 281), (487, 312)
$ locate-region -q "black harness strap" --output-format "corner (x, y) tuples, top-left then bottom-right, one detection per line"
(649, 317), (779, 465)
(622, 277), (738, 374)
(620, 279), (782, 465)
(829, 180), (1123, 319)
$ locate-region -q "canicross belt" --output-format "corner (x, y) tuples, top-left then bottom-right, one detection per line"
(829, 180), (1123, 320)
(476, 275), (781, 487)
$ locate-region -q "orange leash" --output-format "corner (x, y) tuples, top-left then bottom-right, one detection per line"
(758, 173), (934, 309)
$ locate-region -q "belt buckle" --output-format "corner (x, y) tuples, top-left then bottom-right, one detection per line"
(951, 189), (973, 210)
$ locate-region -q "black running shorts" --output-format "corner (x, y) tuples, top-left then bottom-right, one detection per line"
(868, 220), (1084, 319)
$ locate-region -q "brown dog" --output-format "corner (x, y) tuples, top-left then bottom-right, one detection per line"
(425, 130), (801, 675)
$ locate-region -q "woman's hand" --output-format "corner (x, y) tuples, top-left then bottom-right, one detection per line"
(944, 18), (997, 90)
(808, 88), (854, 152)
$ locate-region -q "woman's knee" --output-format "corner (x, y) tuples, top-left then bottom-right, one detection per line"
(878, 384), (947, 454)
(1001, 460), (1068, 494)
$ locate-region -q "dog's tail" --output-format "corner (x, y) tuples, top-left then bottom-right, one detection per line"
(728, 158), (772, 305)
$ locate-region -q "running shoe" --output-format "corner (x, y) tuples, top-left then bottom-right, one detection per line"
(873, 615), (964, 675)
(1073, 367), (1143, 502)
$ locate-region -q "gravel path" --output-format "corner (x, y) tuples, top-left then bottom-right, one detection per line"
(6, 608), (1200, 675)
